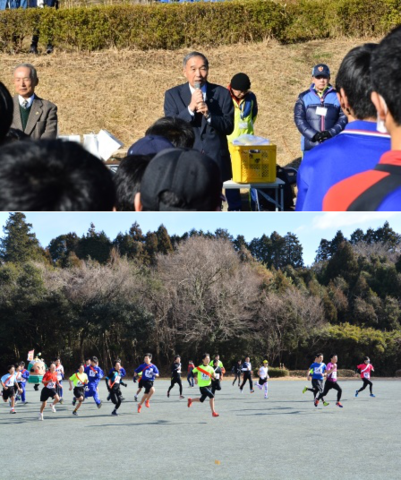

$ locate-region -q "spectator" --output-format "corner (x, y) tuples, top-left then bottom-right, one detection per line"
(135, 148), (222, 211)
(0, 81), (13, 145)
(294, 63), (347, 155)
(127, 134), (174, 157)
(30, 0), (59, 54)
(113, 155), (152, 211)
(226, 72), (258, 210)
(323, 26), (401, 211)
(296, 44), (390, 211)
(0, 140), (116, 211)
(164, 52), (236, 208)
(145, 116), (195, 149)
(10, 63), (58, 140)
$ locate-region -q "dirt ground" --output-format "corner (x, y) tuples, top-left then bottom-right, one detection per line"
(0, 37), (380, 166)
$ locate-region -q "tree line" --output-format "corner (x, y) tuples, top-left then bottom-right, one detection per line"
(1, 213), (400, 375)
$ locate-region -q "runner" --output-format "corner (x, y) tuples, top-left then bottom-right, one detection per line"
(167, 355), (184, 399)
(38, 362), (61, 421)
(15, 361), (30, 405)
(55, 357), (65, 405)
(68, 364), (89, 416)
(239, 356), (254, 393)
(106, 359), (127, 402)
(84, 356), (104, 408)
(302, 353), (329, 406)
(315, 354), (343, 408)
(355, 357), (375, 398)
(211, 359), (223, 395)
(135, 353), (159, 413)
(187, 353), (219, 417)
(1, 365), (22, 414)
(187, 360), (195, 387)
(106, 361), (125, 416)
(133, 371), (143, 402)
(256, 360), (269, 399)
(232, 360), (242, 387)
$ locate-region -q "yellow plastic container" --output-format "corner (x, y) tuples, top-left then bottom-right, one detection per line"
(230, 144), (277, 183)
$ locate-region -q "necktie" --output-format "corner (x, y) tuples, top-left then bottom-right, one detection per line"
(22, 100), (28, 109)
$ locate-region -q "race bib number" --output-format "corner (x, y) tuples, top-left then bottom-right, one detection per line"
(239, 122), (248, 129)
(144, 369), (153, 378)
(89, 371), (96, 377)
(47, 381), (55, 389)
(331, 371), (337, 379)
(363, 372), (369, 378)
(201, 373), (209, 381)
(215, 373), (220, 380)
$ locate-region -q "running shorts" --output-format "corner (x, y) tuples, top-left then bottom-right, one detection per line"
(199, 386), (214, 402)
(40, 388), (57, 402)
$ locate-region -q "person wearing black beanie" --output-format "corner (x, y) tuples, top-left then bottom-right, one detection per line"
(227, 73), (259, 210)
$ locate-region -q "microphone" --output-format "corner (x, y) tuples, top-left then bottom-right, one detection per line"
(194, 82), (201, 90)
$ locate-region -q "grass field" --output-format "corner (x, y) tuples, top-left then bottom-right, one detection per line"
(1, 379), (400, 480)
(0, 37), (380, 166)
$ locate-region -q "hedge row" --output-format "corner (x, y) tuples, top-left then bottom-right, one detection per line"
(290, 369), (357, 377)
(0, 0), (400, 51)
(253, 367), (290, 378)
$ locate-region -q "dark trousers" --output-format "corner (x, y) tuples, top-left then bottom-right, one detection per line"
(317, 381), (342, 402)
(168, 377), (183, 395)
(110, 386), (122, 410)
(240, 372), (253, 391)
(307, 379), (323, 398)
(357, 378), (373, 394)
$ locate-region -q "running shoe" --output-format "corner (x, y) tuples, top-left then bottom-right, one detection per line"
(250, 390), (255, 393)
(145, 399), (150, 408)
(10, 409), (16, 414)
(59, 398), (64, 405)
(314, 399), (319, 407)
(111, 410), (118, 416)
(38, 413), (44, 421)
(370, 394), (376, 397)
(355, 390), (359, 397)
(97, 402), (102, 409)
(22, 401), (28, 405)
(72, 398), (77, 406)
(187, 398), (193, 408)
(336, 402), (343, 408)
(302, 387), (308, 394)
(212, 412), (219, 417)
(323, 401), (330, 407)
(167, 391), (170, 398)
(16, 395), (21, 401)
(51, 404), (57, 413)
(240, 389), (243, 394)
(137, 404), (142, 413)
(121, 397), (125, 401)
(34, 384), (39, 391)
(179, 395), (185, 399)
(107, 395), (111, 402)
(134, 394), (138, 402)
(264, 395), (269, 399)
(72, 410), (78, 416)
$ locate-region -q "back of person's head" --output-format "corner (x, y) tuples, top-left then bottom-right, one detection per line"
(113, 154), (152, 211)
(145, 117), (195, 149)
(335, 43), (378, 120)
(371, 25), (401, 126)
(0, 82), (13, 145)
(4, 128), (30, 144)
(0, 139), (116, 211)
(138, 148), (222, 211)
(127, 135), (173, 156)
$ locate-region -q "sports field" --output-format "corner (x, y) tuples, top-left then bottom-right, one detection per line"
(1, 379), (399, 480)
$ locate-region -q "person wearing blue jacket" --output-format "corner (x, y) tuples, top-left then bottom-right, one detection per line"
(106, 359), (127, 403)
(84, 356), (104, 408)
(16, 361), (30, 404)
(294, 64), (347, 154)
(134, 353), (159, 413)
(296, 44), (390, 211)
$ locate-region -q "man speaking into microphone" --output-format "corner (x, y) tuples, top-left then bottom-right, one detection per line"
(164, 52), (238, 210)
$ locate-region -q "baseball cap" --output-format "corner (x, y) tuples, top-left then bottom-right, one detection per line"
(140, 148), (222, 211)
(312, 64), (330, 77)
(128, 135), (174, 156)
(263, 360), (268, 364)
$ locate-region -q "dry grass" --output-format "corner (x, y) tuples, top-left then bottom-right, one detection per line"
(0, 37), (379, 165)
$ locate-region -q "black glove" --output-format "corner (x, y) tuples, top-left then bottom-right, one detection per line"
(313, 131), (332, 143)
(312, 132), (322, 143)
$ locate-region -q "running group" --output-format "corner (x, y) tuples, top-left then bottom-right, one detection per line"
(1, 352), (376, 419)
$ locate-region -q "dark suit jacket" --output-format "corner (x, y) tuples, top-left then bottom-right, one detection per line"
(164, 82), (234, 181)
(11, 94), (58, 140)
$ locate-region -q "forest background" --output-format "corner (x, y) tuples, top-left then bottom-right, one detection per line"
(1, 213), (401, 376)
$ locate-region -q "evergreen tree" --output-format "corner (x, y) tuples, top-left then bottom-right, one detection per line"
(0, 213), (43, 263)
(156, 225), (173, 255)
(48, 233), (79, 266)
(283, 232), (304, 268)
(75, 224), (113, 264)
(315, 239), (332, 263)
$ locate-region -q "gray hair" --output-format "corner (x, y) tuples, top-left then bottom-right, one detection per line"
(14, 64), (38, 83)
(183, 52), (209, 69)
